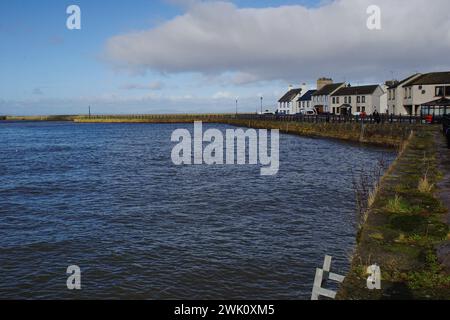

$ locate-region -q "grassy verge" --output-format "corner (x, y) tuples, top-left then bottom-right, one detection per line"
(218, 119), (421, 147)
(338, 126), (450, 299)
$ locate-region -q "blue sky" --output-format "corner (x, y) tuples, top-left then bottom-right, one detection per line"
(0, 1), (182, 101)
(0, 0), (449, 115)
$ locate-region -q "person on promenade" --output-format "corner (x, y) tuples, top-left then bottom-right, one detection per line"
(373, 111), (381, 124)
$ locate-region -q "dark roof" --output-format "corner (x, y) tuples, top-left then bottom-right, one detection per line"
(312, 83), (345, 96)
(388, 73), (421, 89)
(332, 85), (379, 96)
(405, 72), (450, 86)
(278, 88), (302, 103)
(421, 97), (450, 106)
(297, 89), (317, 101)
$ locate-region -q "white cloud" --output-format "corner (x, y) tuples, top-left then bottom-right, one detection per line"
(212, 91), (232, 99)
(105, 0), (450, 84)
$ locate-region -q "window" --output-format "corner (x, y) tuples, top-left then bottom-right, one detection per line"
(408, 88), (412, 98)
(332, 97), (336, 104)
(446, 86), (450, 96)
(362, 107), (366, 112)
(337, 107), (340, 114)
(357, 96), (361, 103)
(404, 88), (408, 98)
(362, 96), (366, 103)
(344, 97), (347, 104)
(435, 86), (444, 97)
(357, 107), (361, 112)
(337, 97), (340, 104)
(349, 96), (352, 103)
(332, 107), (336, 114)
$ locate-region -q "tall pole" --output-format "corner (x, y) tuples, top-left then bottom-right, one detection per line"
(235, 98), (238, 115)
(260, 96), (263, 114)
(89, 106), (91, 118)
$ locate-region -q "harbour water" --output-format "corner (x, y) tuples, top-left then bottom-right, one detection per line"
(0, 121), (395, 299)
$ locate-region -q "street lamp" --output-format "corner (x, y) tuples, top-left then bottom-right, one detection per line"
(260, 96), (263, 114)
(235, 98), (238, 115)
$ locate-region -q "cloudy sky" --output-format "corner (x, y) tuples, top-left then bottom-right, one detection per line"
(1, 0), (450, 115)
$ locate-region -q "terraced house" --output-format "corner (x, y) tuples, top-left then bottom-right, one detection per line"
(277, 84), (305, 114)
(311, 80), (345, 114)
(387, 71), (450, 116)
(298, 89), (317, 112)
(330, 84), (386, 116)
(386, 73), (421, 115)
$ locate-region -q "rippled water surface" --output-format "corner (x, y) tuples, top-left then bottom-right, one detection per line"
(0, 121), (395, 299)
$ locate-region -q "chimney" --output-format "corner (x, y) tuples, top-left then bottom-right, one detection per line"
(300, 83), (307, 95)
(317, 77), (333, 90)
(385, 80), (398, 87)
(288, 84), (293, 91)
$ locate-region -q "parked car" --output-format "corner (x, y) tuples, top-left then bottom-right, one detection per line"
(262, 110), (274, 115)
(299, 109), (317, 116)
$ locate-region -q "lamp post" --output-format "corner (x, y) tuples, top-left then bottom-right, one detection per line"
(260, 96), (263, 114)
(235, 98), (238, 115)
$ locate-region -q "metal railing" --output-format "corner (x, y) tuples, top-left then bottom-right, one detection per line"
(235, 113), (423, 124)
(74, 113), (424, 124)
